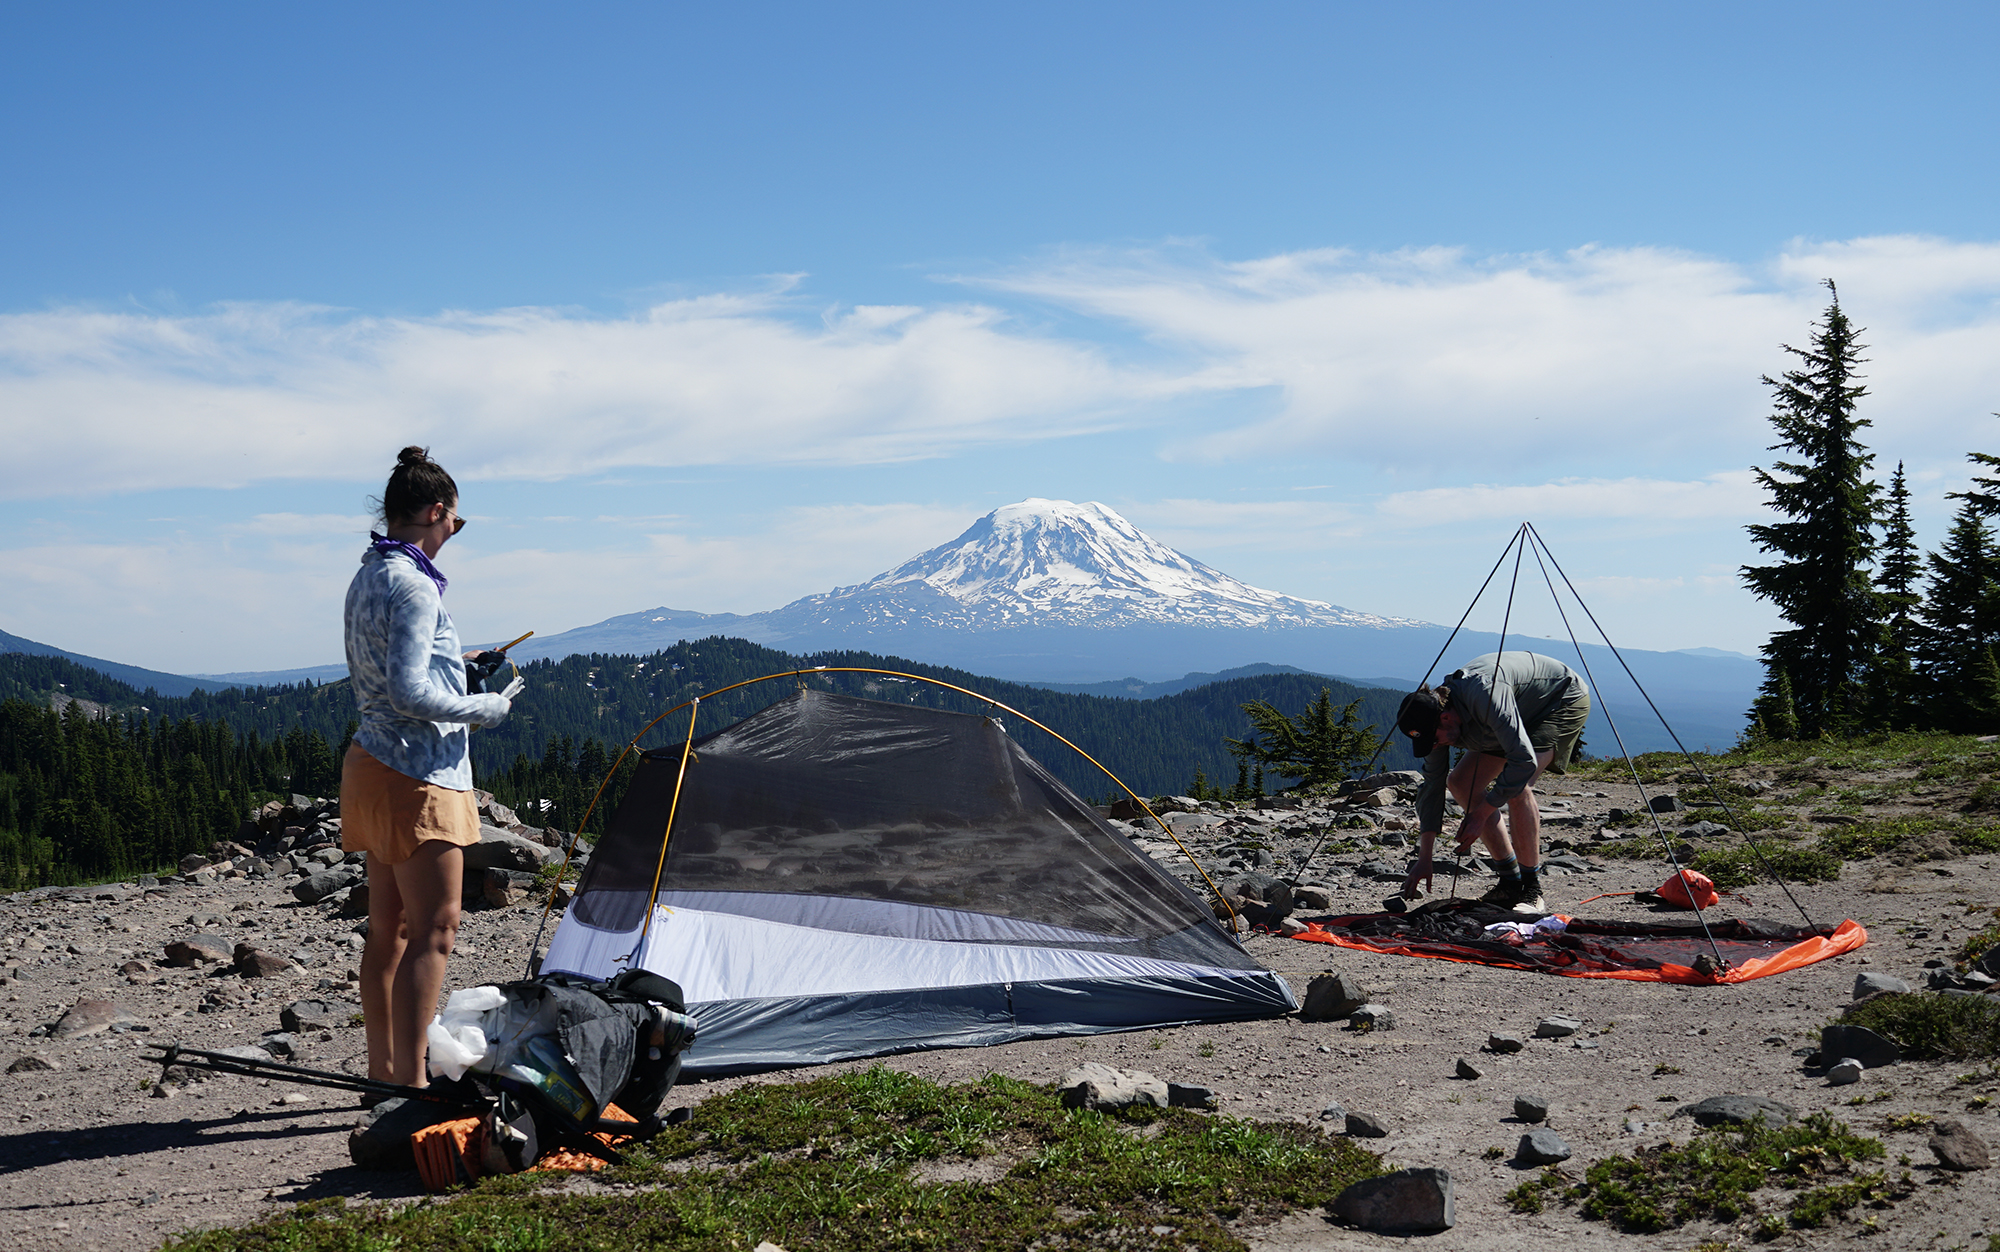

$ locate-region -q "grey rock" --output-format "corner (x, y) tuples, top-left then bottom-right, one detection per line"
(233, 943), (296, 978)
(1056, 1062), (1169, 1112)
(1976, 946), (2000, 979)
(1217, 872), (1294, 927)
(463, 831), (553, 873)
(1318, 1100), (1347, 1122)
(1349, 1003), (1394, 1030)
(1331, 1166), (1454, 1233)
(1820, 1023), (1900, 1068)
(1290, 885), (1333, 910)
(1455, 1057), (1483, 1080)
(1853, 972), (1911, 998)
(1648, 794), (1685, 813)
(178, 853), (211, 874)
(1299, 972), (1371, 1022)
(1345, 1111), (1390, 1138)
(291, 867), (362, 905)
(1671, 1095), (1796, 1127)
(259, 1032), (298, 1059)
(1516, 1128), (1572, 1164)
(281, 999), (351, 1033)
(212, 1045), (276, 1063)
(1929, 1119), (1990, 1171)
(1487, 1032), (1525, 1054)
(309, 847), (345, 868)
(1682, 820), (1731, 839)
(51, 999), (137, 1039)
(1534, 1015), (1582, 1038)
(1166, 1083), (1217, 1109)
(6, 1055), (53, 1074)
(1514, 1093), (1550, 1123)
(1826, 1057), (1864, 1086)
(163, 934), (232, 967)
(482, 867), (539, 909)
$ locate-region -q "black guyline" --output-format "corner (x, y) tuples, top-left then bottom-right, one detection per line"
(1525, 523), (1818, 930)
(1524, 533), (1731, 971)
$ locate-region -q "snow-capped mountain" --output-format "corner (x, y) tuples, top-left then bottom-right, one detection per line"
(774, 499), (1415, 632)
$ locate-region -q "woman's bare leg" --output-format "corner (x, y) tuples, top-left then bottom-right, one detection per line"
(388, 841), (464, 1088)
(359, 852), (408, 1084)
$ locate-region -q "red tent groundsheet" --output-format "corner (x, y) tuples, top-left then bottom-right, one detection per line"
(1292, 900), (1865, 985)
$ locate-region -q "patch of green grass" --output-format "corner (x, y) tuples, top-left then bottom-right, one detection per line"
(1841, 994), (2000, 1061)
(1509, 1112), (1888, 1236)
(1688, 844), (1841, 888)
(161, 1066), (1384, 1252)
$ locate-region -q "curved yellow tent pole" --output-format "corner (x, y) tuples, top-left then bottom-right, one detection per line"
(527, 666), (1240, 957)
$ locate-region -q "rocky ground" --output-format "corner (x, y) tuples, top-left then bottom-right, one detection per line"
(1, 762), (1997, 1251)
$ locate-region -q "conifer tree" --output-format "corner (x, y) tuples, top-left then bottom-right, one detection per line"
(1863, 462), (1923, 728)
(1911, 499), (2000, 731)
(1741, 283), (1881, 736)
(1746, 668), (1799, 742)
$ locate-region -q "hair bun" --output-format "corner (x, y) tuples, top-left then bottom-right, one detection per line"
(396, 445), (430, 468)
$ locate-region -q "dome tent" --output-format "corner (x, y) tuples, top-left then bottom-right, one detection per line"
(543, 687), (1296, 1076)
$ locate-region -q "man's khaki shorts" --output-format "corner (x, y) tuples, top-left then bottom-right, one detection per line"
(1528, 689), (1591, 774)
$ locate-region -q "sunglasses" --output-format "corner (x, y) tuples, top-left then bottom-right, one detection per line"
(437, 506), (467, 535)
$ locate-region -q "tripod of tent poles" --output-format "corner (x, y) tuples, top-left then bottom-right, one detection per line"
(1290, 522), (1821, 979)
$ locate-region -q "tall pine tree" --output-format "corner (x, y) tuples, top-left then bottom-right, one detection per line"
(1863, 461), (1923, 728)
(1911, 498), (2000, 732)
(1740, 282), (1881, 737)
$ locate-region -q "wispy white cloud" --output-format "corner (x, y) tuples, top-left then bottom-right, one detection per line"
(976, 236), (2000, 470)
(1373, 471), (1765, 527)
(0, 294), (1178, 499)
(9, 236), (2000, 504)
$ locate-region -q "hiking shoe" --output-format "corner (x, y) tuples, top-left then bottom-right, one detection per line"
(1510, 892), (1549, 916)
(1479, 881), (1526, 907)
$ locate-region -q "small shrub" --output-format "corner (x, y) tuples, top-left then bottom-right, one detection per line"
(1843, 993), (2000, 1060)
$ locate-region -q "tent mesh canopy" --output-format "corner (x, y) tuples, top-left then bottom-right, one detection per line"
(547, 689), (1294, 1075)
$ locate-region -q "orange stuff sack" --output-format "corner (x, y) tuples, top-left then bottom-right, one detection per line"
(1656, 870), (1719, 910)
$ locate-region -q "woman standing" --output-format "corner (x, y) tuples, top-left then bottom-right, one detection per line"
(341, 447), (522, 1090)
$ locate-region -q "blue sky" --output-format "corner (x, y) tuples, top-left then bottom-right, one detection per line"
(4, 3), (1999, 675)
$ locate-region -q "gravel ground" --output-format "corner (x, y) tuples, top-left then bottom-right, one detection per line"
(1, 772), (1996, 1251)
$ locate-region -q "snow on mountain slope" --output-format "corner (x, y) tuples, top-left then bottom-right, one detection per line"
(770, 499), (1419, 631)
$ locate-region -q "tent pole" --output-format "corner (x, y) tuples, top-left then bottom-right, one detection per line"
(628, 698), (701, 969)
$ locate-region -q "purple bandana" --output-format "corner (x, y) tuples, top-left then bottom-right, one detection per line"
(369, 532), (449, 595)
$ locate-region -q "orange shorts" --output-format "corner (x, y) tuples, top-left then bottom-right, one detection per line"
(340, 743), (480, 866)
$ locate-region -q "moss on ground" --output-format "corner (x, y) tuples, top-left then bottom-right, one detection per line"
(161, 1067), (1383, 1252)
(1506, 1112), (1903, 1240)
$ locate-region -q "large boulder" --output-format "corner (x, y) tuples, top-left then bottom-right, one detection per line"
(1299, 972), (1371, 1022)
(293, 865), (363, 905)
(1820, 1024), (1901, 1069)
(463, 830), (552, 874)
(1055, 1062), (1169, 1112)
(1216, 872), (1293, 928)
(1331, 1167), (1455, 1233)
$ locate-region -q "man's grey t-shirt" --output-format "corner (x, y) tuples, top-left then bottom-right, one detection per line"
(1413, 652), (1586, 832)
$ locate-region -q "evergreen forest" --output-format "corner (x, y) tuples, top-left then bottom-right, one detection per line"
(0, 642), (1404, 890)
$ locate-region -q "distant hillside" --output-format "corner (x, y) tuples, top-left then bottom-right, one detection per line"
(1027, 662), (1413, 700)
(0, 628), (227, 697)
(0, 640), (1407, 808)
